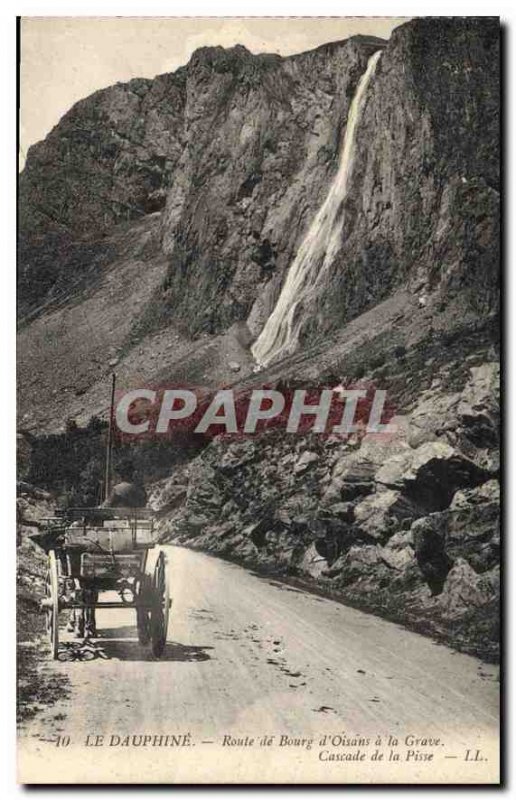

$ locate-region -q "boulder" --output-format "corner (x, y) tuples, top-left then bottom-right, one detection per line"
(16, 484), (54, 529)
(384, 530), (414, 549)
(380, 544), (416, 571)
(408, 390), (461, 448)
(406, 365), (499, 469)
(479, 564), (500, 597)
(439, 557), (496, 617)
(345, 545), (380, 567)
(445, 480), (500, 571)
(151, 482), (187, 513)
(335, 544), (395, 589)
(294, 451), (319, 475)
(353, 489), (419, 542)
(375, 450), (416, 489)
(234, 540), (260, 560)
(299, 543), (328, 578)
(320, 479), (348, 506)
(411, 514), (452, 594)
(450, 479), (499, 509)
(276, 492), (318, 525)
(410, 478), (499, 582)
(331, 469), (376, 502)
(457, 363), (499, 449)
(319, 502), (355, 523)
(401, 441), (490, 510)
(330, 420), (411, 499)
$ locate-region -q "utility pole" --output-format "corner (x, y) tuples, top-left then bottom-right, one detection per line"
(105, 372), (116, 503)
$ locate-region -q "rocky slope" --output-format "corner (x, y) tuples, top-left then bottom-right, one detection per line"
(149, 341), (500, 660)
(18, 18), (500, 658)
(17, 482), (69, 722)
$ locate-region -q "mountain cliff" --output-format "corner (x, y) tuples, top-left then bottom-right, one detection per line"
(19, 19), (498, 339)
(18, 18), (499, 430)
(18, 18), (500, 659)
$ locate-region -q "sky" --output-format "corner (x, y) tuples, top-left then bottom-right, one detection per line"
(20, 16), (409, 165)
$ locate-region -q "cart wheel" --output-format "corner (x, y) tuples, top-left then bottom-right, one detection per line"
(45, 550), (59, 660)
(137, 608), (151, 645)
(136, 576), (151, 645)
(150, 551), (170, 658)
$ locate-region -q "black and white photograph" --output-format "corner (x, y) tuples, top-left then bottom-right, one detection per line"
(15, 12), (501, 785)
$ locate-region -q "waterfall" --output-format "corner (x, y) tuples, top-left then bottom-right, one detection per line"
(252, 50), (382, 367)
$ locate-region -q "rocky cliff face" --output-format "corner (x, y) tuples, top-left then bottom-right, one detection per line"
(19, 18), (499, 345)
(19, 36), (383, 322)
(302, 17), (500, 342)
(158, 38), (385, 335)
(18, 18), (500, 658)
(18, 68), (186, 308)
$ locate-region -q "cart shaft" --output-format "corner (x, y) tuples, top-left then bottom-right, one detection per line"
(40, 599), (168, 610)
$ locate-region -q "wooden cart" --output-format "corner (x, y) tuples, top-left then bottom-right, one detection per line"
(34, 508), (170, 659)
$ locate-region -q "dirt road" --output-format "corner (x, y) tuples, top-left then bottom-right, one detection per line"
(19, 546), (500, 783)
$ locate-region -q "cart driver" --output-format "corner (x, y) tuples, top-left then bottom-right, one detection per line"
(103, 459), (148, 509)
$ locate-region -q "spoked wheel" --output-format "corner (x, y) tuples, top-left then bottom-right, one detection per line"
(136, 577), (151, 646)
(45, 550), (59, 660)
(150, 550), (170, 658)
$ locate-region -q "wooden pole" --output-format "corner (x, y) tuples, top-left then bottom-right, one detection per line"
(105, 372), (116, 503)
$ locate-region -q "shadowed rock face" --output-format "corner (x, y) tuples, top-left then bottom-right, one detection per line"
(18, 37), (381, 321)
(18, 68), (187, 310)
(307, 17), (500, 341)
(19, 19), (499, 345)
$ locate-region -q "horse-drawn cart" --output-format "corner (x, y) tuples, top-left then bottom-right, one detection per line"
(33, 508), (170, 659)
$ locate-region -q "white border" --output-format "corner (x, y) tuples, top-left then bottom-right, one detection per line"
(2, 3), (513, 798)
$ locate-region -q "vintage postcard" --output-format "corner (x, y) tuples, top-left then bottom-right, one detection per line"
(17, 15), (501, 784)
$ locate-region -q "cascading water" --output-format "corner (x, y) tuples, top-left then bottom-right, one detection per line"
(251, 50), (382, 367)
